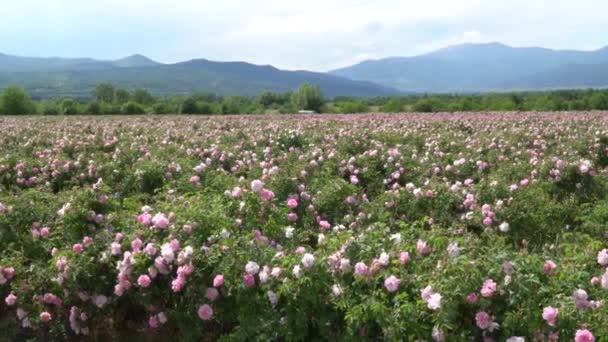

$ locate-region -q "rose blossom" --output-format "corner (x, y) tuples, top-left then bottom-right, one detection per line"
(197, 304), (213, 321)
(542, 306), (558, 326)
(384, 275), (400, 293)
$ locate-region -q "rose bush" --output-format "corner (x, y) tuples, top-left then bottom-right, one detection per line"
(0, 113), (608, 340)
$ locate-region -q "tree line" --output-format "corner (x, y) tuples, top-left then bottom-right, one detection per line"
(1, 83), (608, 115)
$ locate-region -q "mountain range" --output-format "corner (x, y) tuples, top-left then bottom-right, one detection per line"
(330, 42), (608, 92)
(0, 53), (396, 98)
(1, 42), (608, 98)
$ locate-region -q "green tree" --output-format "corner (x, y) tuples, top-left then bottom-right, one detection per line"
(151, 102), (173, 115)
(0, 86), (34, 115)
(335, 100), (369, 113)
(115, 89), (131, 104)
(291, 83), (324, 112)
(589, 92), (608, 110)
(258, 91), (278, 107)
(382, 98), (403, 112)
(181, 97), (198, 114)
(122, 101), (146, 115)
(41, 101), (59, 115)
(86, 101), (102, 115)
(94, 83), (116, 103)
(133, 89), (155, 105)
(196, 101), (216, 115)
(413, 98), (436, 113)
(60, 98), (80, 115)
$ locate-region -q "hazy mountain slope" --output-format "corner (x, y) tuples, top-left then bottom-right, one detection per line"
(330, 43), (608, 92)
(0, 58), (398, 98)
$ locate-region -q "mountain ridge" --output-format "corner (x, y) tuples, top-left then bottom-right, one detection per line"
(330, 42), (608, 92)
(0, 53), (397, 98)
(3, 42), (608, 97)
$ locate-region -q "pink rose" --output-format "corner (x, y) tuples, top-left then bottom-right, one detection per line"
(213, 274), (224, 287)
(242, 274), (255, 288)
(40, 312), (52, 323)
(197, 304), (213, 321)
(137, 274), (151, 288)
(542, 306), (558, 327)
(206, 287), (219, 301)
(384, 275), (400, 293)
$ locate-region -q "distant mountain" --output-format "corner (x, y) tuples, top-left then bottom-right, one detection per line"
(0, 53), (160, 72)
(4, 42), (608, 98)
(0, 54), (397, 98)
(330, 42), (608, 92)
(507, 62), (608, 89)
(111, 54), (161, 68)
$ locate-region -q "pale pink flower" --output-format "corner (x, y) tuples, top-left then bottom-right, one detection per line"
(384, 275), (400, 293)
(152, 213), (169, 229)
(421, 285), (434, 302)
(475, 311), (491, 330)
(251, 179), (264, 193)
(399, 251), (410, 264)
(417, 239), (430, 255)
(480, 279), (497, 297)
(543, 260), (557, 274)
(575, 329), (595, 342)
(148, 315), (160, 329)
(354, 262), (368, 276)
(597, 249), (608, 266)
(197, 304), (213, 321)
(301, 253), (315, 269)
(72, 243), (84, 253)
(137, 275), (151, 288)
(213, 274), (224, 287)
(542, 306), (558, 326)
(427, 293), (442, 310)
(40, 227), (50, 238)
(466, 292), (478, 303)
(137, 213), (152, 225)
(245, 261), (260, 275)
(206, 287), (219, 301)
(5, 293), (17, 306)
(242, 274), (255, 288)
(286, 198), (298, 208)
(40, 312), (52, 322)
(260, 188), (275, 201)
(319, 220), (330, 230)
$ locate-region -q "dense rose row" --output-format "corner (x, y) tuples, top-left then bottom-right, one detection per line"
(0, 113), (608, 341)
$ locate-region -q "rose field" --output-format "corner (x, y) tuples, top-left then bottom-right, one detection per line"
(2, 112), (608, 341)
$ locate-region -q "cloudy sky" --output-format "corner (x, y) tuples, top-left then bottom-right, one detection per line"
(2, 0), (607, 71)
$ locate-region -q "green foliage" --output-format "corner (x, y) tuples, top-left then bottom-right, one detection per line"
(133, 89), (155, 105)
(114, 89), (131, 104)
(291, 83), (324, 112)
(121, 101), (146, 115)
(85, 101), (102, 115)
(6, 83), (608, 117)
(382, 98), (402, 112)
(180, 97), (198, 114)
(41, 101), (60, 115)
(0, 86), (34, 114)
(93, 82), (115, 102)
(59, 98), (80, 115)
(413, 98), (437, 112)
(333, 100), (369, 113)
